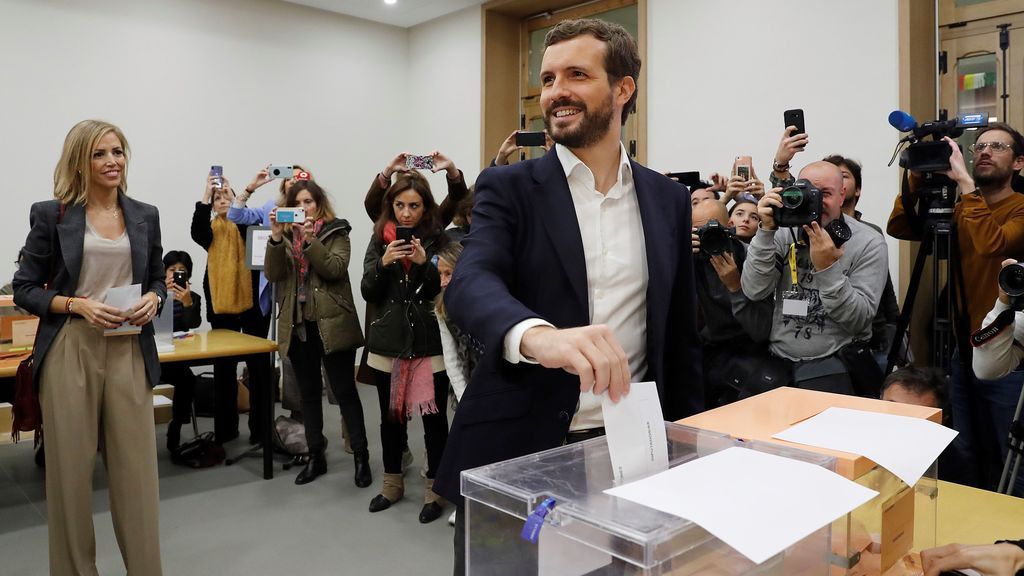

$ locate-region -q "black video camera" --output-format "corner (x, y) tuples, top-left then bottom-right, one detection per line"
(695, 219), (734, 257)
(897, 113), (989, 173)
(999, 263), (1024, 298)
(773, 179), (822, 227)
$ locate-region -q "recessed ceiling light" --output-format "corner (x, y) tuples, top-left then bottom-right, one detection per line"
(384, 0), (397, 4)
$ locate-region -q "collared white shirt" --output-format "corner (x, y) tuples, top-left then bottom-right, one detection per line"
(503, 143), (649, 431)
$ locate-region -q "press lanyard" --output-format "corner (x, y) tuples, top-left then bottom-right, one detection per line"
(789, 243), (799, 287)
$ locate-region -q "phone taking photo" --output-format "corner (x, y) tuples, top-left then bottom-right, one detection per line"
(733, 156), (752, 181)
(210, 165), (223, 189)
(515, 131), (546, 147)
(405, 155), (434, 171)
(268, 165), (294, 179)
(666, 171), (702, 188)
(784, 109), (806, 138)
(396, 226), (414, 244)
(173, 270), (188, 289)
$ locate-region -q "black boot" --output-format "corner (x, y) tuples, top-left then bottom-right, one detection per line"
(354, 450), (372, 488)
(166, 421), (182, 452)
(295, 450), (327, 485)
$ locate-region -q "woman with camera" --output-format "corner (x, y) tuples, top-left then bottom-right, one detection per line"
(162, 250), (203, 451)
(361, 171), (450, 523)
(191, 174), (265, 444)
(264, 180), (371, 487)
(14, 119), (165, 574)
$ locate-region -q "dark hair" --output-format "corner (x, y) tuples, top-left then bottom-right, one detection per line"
(163, 250), (194, 278)
(452, 186), (474, 229)
(284, 179), (335, 221)
(373, 171), (443, 242)
(823, 154), (863, 192)
(728, 198), (757, 216)
(882, 366), (948, 409)
(544, 18), (641, 125)
(977, 122), (1024, 158)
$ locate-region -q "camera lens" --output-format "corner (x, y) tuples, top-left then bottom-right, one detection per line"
(999, 263), (1024, 298)
(781, 186), (804, 209)
(700, 228), (730, 256)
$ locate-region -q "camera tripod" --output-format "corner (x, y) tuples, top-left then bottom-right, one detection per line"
(998, 384), (1024, 494)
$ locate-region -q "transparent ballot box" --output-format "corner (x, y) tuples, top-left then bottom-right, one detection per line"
(679, 387), (941, 575)
(461, 423), (838, 575)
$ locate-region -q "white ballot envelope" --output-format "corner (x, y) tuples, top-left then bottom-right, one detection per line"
(601, 381), (669, 483)
(103, 284), (143, 336)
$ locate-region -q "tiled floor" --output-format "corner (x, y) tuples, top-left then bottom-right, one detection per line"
(0, 384), (455, 575)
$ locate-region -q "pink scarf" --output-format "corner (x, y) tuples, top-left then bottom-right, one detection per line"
(291, 218), (324, 303)
(389, 358), (438, 423)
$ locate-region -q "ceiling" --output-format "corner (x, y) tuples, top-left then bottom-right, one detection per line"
(281, 0), (487, 28)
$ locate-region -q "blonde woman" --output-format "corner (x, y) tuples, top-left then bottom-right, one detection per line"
(14, 120), (165, 574)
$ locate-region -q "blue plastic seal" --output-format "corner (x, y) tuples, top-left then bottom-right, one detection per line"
(520, 497), (556, 544)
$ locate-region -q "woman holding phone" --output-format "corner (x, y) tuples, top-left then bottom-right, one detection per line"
(264, 180), (371, 487)
(14, 119), (165, 574)
(361, 171), (450, 523)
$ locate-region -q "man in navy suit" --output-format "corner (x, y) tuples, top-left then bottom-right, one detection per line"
(435, 18), (702, 573)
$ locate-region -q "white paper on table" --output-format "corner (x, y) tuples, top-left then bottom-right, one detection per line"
(103, 284), (142, 336)
(605, 447), (878, 565)
(772, 406), (958, 487)
(538, 528), (611, 576)
(601, 381), (669, 483)
(152, 395), (172, 407)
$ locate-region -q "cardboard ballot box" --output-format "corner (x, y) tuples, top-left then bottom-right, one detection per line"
(679, 387), (943, 575)
(461, 423), (839, 575)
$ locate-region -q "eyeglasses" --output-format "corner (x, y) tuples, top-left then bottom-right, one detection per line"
(970, 141), (1015, 153)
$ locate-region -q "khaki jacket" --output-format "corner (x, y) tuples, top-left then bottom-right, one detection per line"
(265, 218), (364, 359)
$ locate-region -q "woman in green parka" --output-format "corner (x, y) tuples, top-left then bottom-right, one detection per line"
(265, 180), (371, 488)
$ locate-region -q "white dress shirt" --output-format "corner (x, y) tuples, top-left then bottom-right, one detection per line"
(503, 143), (649, 431)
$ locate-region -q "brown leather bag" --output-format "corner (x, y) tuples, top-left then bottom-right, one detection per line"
(11, 202), (64, 446)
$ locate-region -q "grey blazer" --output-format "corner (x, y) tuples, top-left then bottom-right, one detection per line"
(13, 192), (166, 389)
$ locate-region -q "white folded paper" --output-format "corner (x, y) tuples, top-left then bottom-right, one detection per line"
(605, 447), (878, 565)
(772, 406), (958, 487)
(103, 284), (142, 336)
(601, 381), (669, 483)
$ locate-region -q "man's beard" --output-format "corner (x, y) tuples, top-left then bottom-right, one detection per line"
(542, 94), (615, 149)
(972, 162), (1015, 189)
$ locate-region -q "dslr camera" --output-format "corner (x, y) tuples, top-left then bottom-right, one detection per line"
(999, 263), (1024, 298)
(774, 179), (822, 227)
(695, 219), (734, 257)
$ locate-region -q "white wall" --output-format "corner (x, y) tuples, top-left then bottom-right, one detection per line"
(407, 5), (483, 186)
(0, 0), (409, 320)
(647, 0), (902, 279)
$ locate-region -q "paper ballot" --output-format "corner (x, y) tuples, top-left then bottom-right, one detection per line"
(103, 284), (143, 336)
(605, 447), (878, 565)
(772, 407), (958, 487)
(601, 381), (669, 483)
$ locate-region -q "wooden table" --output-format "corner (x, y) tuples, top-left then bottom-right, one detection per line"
(1, 329), (279, 478)
(937, 480), (1024, 544)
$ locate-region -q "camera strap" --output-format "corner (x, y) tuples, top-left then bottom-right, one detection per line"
(970, 308), (1017, 347)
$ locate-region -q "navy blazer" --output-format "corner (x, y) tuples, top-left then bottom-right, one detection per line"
(13, 193), (166, 390)
(434, 148), (703, 504)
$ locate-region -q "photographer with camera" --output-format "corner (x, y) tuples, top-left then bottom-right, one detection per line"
(161, 250), (203, 451)
(692, 200), (771, 407)
(742, 161), (888, 395)
(889, 122), (1024, 490)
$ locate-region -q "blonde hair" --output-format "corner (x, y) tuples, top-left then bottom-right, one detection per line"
(434, 242), (464, 322)
(53, 120), (130, 205)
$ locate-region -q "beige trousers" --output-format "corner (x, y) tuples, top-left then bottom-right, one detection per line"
(39, 318), (162, 576)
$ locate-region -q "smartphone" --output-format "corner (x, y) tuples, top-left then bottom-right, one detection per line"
(396, 226), (414, 243)
(405, 155), (434, 170)
(173, 270), (188, 289)
(733, 156), (752, 181)
(784, 109), (806, 137)
(210, 165), (223, 189)
(666, 171), (702, 188)
(268, 165), (294, 179)
(515, 131), (546, 147)
(277, 207), (305, 224)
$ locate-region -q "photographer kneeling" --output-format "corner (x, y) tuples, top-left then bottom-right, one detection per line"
(692, 201), (772, 407)
(741, 161), (888, 395)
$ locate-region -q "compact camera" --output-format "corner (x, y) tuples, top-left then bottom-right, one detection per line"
(268, 165), (294, 179)
(774, 179), (823, 227)
(277, 207), (305, 224)
(695, 219), (734, 257)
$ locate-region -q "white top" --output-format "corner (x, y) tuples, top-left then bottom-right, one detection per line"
(77, 220), (132, 301)
(972, 298), (1024, 380)
(503, 143), (648, 431)
(438, 320), (467, 402)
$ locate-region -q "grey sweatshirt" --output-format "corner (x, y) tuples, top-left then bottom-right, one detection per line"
(740, 217), (888, 361)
